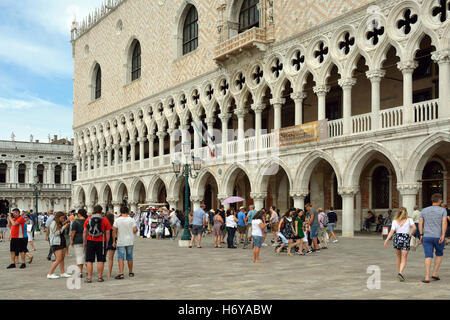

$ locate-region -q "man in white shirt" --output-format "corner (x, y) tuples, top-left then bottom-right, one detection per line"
(113, 206), (137, 279)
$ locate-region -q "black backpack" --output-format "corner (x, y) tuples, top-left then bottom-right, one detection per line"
(87, 214), (104, 237)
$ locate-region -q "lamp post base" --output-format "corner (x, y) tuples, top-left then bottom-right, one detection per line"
(178, 240), (191, 247)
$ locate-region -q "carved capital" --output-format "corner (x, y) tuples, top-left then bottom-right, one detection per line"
(270, 98), (286, 106)
(366, 69), (386, 82)
(147, 134), (155, 141)
(157, 131), (167, 139)
(218, 112), (232, 121)
(234, 108), (248, 118)
(190, 196), (203, 203)
(397, 183), (420, 195)
(250, 192), (266, 201)
(338, 78), (357, 89)
(251, 103), (266, 113)
(290, 92), (307, 101)
(313, 85), (330, 96)
(338, 186), (358, 196)
(397, 60), (417, 73)
(432, 49), (450, 64)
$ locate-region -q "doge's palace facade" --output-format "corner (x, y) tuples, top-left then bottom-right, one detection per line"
(0, 137), (75, 213)
(71, 0), (450, 236)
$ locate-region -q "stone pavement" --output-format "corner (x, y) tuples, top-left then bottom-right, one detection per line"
(0, 231), (449, 300)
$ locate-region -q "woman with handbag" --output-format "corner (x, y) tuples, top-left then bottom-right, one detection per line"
(383, 207), (416, 282)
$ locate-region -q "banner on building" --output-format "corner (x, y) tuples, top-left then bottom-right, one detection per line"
(278, 120), (328, 147)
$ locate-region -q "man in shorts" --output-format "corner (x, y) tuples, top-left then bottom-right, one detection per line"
(419, 193), (447, 283)
(190, 203), (206, 248)
(83, 205), (111, 283)
(7, 208), (27, 269)
(237, 207), (247, 243)
(305, 203), (320, 252)
(113, 206), (138, 279)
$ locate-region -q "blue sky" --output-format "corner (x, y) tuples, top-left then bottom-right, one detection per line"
(0, 0), (103, 142)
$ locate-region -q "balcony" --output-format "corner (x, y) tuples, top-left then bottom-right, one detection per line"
(0, 183), (71, 191)
(214, 27), (272, 62)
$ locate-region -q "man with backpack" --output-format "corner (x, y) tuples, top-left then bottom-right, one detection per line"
(83, 205), (111, 283)
(318, 208), (328, 249)
(327, 207), (339, 243)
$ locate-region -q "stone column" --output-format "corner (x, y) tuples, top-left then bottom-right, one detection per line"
(192, 118), (201, 155)
(129, 201), (138, 214)
(338, 78), (356, 135)
(86, 152), (92, 173)
(252, 103), (265, 150)
(366, 69), (385, 130)
(138, 137), (145, 168)
(219, 113), (231, 159)
(398, 184), (419, 218)
(270, 98), (285, 130)
(206, 118), (215, 159)
(87, 202), (94, 215)
(147, 134), (155, 159)
(129, 139), (136, 163)
(235, 108), (247, 154)
(291, 92), (307, 126)
(106, 146), (112, 167)
(157, 132), (166, 157)
(9, 161), (16, 183)
(28, 162), (35, 184)
(432, 50), (450, 119)
(167, 129), (175, 157)
(191, 197), (202, 212)
(99, 147), (105, 174)
(43, 163), (50, 184)
(93, 150), (98, 172)
(292, 192), (308, 210)
(398, 60), (417, 124)
(80, 152), (86, 173)
(121, 143), (127, 165)
(340, 187), (357, 237)
(250, 193), (266, 211)
(113, 144), (120, 166)
(112, 201), (121, 215)
(314, 85), (330, 121)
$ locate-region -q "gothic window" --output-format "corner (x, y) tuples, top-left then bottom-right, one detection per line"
(422, 161), (444, 208)
(372, 166), (390, 209)
(413, 48), (433, 80)
(183, 6), (198, 55)
(95, 65), (101, 99)
(131, 41), (141, 81)
(239, 0), (259, 33)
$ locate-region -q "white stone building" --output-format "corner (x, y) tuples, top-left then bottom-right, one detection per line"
(71, 0), (450, 236)
(0, 137), (75, 213)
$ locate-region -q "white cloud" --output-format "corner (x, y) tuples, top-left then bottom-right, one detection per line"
(0, 95), (73, 142)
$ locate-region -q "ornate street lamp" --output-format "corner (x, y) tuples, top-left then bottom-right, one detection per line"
(172, 142), (201, 244)
(32, 175), (42, 231)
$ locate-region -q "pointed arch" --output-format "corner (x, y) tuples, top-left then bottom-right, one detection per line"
(343, 141), (403, 187)
(254, 157), (293, 194)
(295, 150), (342, 193)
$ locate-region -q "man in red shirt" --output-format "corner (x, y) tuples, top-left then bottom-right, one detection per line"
(7, 208), (27, 269)
(83, 205), (111, 283)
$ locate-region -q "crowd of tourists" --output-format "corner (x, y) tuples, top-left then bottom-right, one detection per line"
(2, 205), (138, 283)
(2, 192), (449, 283)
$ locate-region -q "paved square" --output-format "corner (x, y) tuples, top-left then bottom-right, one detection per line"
(0, 232), (448, 299)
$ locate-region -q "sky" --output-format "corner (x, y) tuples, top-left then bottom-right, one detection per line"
(0, 0), (103, 142)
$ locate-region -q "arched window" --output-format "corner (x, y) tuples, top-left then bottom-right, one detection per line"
(0, 163), (7, 183)
(422, 161), (444, 207)
(183, 6), (198, 55)
(372, 166), (390, 209)
(18, 164), (26, 183)
(95, 65), (101, 99)
(239, 0), (259, 33)
(54, 165), (62, 184)
(131, 41), (141, 81)
(72, 166), (77, 182)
